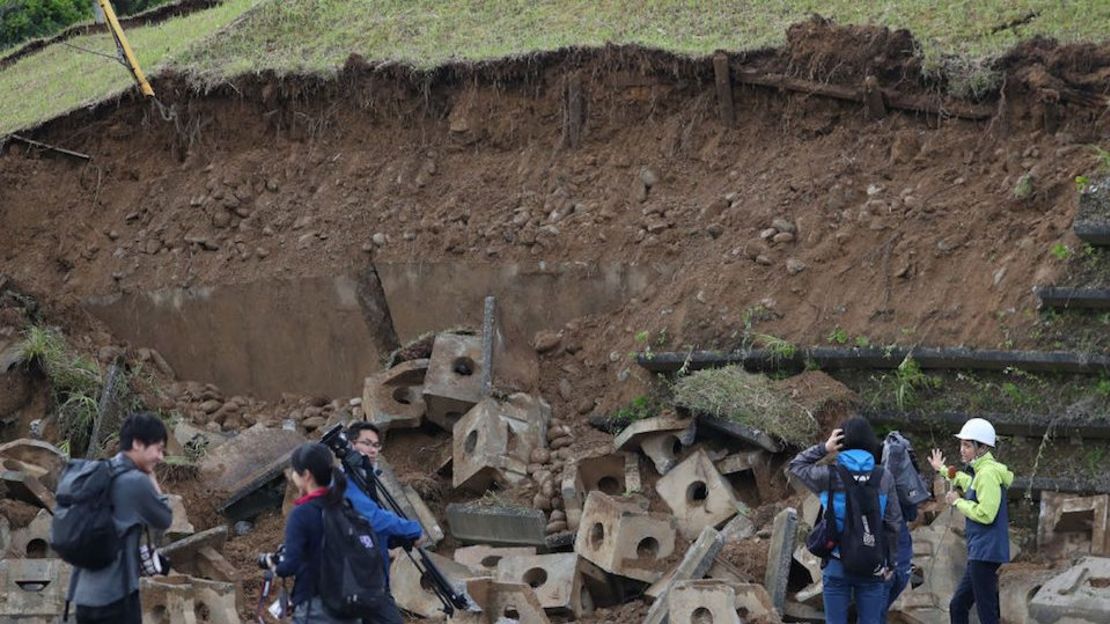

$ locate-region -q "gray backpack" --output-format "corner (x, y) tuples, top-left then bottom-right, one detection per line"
(881, 431), (930, 506)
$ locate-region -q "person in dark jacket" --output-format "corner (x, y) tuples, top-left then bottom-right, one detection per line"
(268, 443), (359, 624)
(70, 412), (173, 624)
(929, 418), (1013, 624)
(789, 417), (902, 624)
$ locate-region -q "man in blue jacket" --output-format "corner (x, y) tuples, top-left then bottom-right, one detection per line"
(344, 422), (424, 589)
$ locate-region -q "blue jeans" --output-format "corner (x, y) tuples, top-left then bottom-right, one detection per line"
(949, 560), (1001, 624)
(823, 558), (888, 624)
(880, 522), (914, 623)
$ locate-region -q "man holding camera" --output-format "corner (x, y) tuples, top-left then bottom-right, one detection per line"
(343, 423), (424, 610)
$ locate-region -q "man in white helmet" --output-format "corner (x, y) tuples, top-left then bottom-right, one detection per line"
(928, 418), (1013, 624)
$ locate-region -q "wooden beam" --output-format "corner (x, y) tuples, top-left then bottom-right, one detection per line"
(713, 52), (735, 126)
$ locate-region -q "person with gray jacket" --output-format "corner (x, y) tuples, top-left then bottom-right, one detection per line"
(69, 412), (173, 624)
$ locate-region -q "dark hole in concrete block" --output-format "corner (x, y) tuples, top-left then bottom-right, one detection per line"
(598, 476), (621, 495)
(637, 536), (659, 558)
(669, 435), (683, 457)
(523, 567), (548, 588)
(589, 522), (605, 550)
(392, 386), (413, 405)
(1090, 578), (1110, 589)
(465, 430), (478, 454)
(481, 555), (502, 568)
(503, 606), (520, 619)
(687, 481), (708, 505)
(693, 606), (714, 624)
(453, 357), (476, 376)
(26, 538), (47, 558)
(15, 580), (48, 592)
(1057, 509), (1095, 533)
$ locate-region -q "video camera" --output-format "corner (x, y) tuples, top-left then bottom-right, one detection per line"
(256, 544), (285, 570)
(320, 424), (357, 462)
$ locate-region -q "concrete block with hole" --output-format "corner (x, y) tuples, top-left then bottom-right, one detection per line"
(655, 448), (741, 539)
(466, 577), (551, 624)
(1029, 556), (1110, 623)
(574, 491), (676, 583)
(392, 550), (478, 618)
(614, 414), (696, 475)
(7, 508), (52, 559)
(363, 358), (428, 434)
(646, 556), (753, 600)
(139, 576), (198, 624)
(733, 583), (779, 623)
(495, 552), (593, 616)
(0, 558), (69, 620)
(561, 452), (636, 533)
(1037, 493), (1109, 557)
(455, 545), (537, 575)
(423, 333), (486, 431)
(453, 394), (549, 491)
(643, 527), (725, 624)
(668, 579), (741, 624)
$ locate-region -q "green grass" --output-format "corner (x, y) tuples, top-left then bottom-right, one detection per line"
(0, 0), (257, 135)
(2, 1), (1109, 134)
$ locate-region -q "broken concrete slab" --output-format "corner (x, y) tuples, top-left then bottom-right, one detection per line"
(719, 504), (756, 541)
(196, 546), (239, 582)
(7, 508), (52, 559)
(890, 510), (970, 624)
(1, 460), (55, 510)
(466, 577), (552, 624)
(161, 526), (228, 566)
(200, 424), (304, 492)
(0, 558), (70, 620)
(647, 556), (755, 600)
(999, 564), (1056, 624)
(715, 449), (765, 476)
(667, 579), (741, 624)
(1029, 556), (1110, 623)
(625, 452), (642, 494)
(575, 491), (677, 583)
(764, 507), (797, 613)
(370, 457), (430, 543)
(446, 502), (548, 546)
(188, 577), (241, 624)
(696, 413), (783, 453)
(403, 484), (445, 547)
(166, 494), (195, 541)
(495, 552), (589, 615)
(455, 545), (537, 574)
(643, 526), (725, 624)
(217, 448), (292, 521)
(363, 358), (429, 434)
(0, 439), (65, 490)
(614, 414), (695, 475)
(140, 576), (198, 624)
(655, 448), (741, 539)
(735, 583), (780, 622)
(453, 394), (549, 491)
(1038, 492), (1109, 557)
(392, 550), (477, 619)
(423, 332), (486, 431)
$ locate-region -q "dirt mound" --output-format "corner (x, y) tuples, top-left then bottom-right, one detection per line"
(783, 16), (920, 87)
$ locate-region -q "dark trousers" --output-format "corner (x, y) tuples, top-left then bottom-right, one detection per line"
(360, 593), (404, 624)
(949, 560), (1001, 624)
(75, 591), (141, 624)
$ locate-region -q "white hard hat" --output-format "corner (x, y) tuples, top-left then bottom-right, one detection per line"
(955, 418), (996, 447)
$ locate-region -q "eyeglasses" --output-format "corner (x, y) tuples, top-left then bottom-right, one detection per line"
(355, 440), (382, 449)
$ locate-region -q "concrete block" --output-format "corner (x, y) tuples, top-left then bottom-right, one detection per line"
(625, 452), (642, 493)
(782, 599), (822, 622)
(0, 439), (65, 490)
(200, 424), (304, 492)
(561, 452), (635, 533)
(0, 461), (55, 511)
(1038, 492), (1109, 557)
(696, 413), (783, 453)
(0, 558), (70, 619)
(646, 556), (752, 600)
(453, 394), (548, 491)
(196, 546), (239, 582)
(890, 510), (969, 623)
(574, 491), (677, 583)
(161, 526), (228, 568)
(466, 577), (551, 624)
(643, 526), (725, 624)
(217, 448), (290, 521)
(392, 551), (478, 619)
(668, 579), (741, 624)
(455, 545), (537, 574)
(495, 552), (591, 615)
(655, 448), (741, 539)
(447, 502), (548, 546)
(403, 484), (445, 547)
(732, 583), (779, 622)
(715, 450), (765, 476)
(999, 565), (1056, 624)
(615, 414), (696, 475)
(1029, 556), (1110, 623)
(793, 544), (823, 586)
(423, 333), (486, 431)
(764, 507), (797, 613)
(719, 504), (755, 541)
(363, 358), (428, 434)
(166, 494), (195, 541)
(7, 508), (52, 559)
(140, 576), (198, 624)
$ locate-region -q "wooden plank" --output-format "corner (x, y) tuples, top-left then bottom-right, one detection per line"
(712, 53), (735, 126)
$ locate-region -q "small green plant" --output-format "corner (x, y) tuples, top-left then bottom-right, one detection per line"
(1084, 447), (1106, 475)
(1013, 173), (1035, 200)
(855, 335), (872, 348)
(893, 355), (942, 410)
(1075, 175), (1091, 191)
(827, 327), (849, 345)
(1095, 377), (1110, 397)
(1089, 145), (1110, 172)
(755, 333), (797, 365)
(20, 326), (103, 455)
(1050, 243), (1072, 261)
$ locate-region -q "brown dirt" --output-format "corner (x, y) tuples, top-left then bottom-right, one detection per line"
(3, 20), (1109, 623)
(0, 498), (41, 528)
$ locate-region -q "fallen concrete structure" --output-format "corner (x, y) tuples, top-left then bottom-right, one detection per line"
(446, 502), (548, 546)
(7, 508), (52, 558)
(999, 565), (1057, 624)
(363, 358), (428, 434)
(140, 575), (239, 624)
(200, 424), (304, 493)
(454, 545), (537, 574)
(1038, 492), (1108, 557)
(890, 510), (970, 624)
(764, 507), (797, 614)
(644, 527), (725, 624)
(0, 558), (70, 622)
(453, 394), (549, 491)
(614, 414), (696, 475)
(0, 439), (65, 490)
(424, 332), (486, 431)
(561, 452), (637, 533)
(466, 577), (552, 624)
(0, 461), (55, 511)
(391, 550), (478, 619)
(575, 491), (677, 583)
(667, 579), (741, 624)
(655, 448), (741, 539)
(495, 552), (595, 616)
(1029, 556), (1110, 623)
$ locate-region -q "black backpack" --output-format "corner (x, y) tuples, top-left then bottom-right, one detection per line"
(318, 500), (387, 618)
(50, 459), (132, 570)
(833, 465), (887, 576)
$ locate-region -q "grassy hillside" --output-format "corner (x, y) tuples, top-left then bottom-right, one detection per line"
(1, 0), (1108, 135)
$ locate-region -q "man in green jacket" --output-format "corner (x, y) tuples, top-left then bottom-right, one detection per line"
(929, 418), (1013, 624)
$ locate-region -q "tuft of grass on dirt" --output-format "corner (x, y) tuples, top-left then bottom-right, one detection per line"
(672, 365), (818, 446)
(0, 0), (256, 135)
(19, 325), (102, 455)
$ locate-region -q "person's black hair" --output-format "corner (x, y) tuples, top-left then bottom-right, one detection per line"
(290, 442), (346, 506)
(119, 412), (168, 451)
(840, 416), (881, 463)
(346, 421), (381, 441)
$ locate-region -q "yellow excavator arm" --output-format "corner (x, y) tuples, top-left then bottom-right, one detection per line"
(98, 0), (154, 97)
